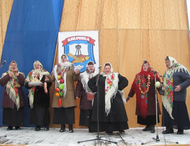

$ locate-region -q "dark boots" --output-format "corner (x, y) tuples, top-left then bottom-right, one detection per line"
(69, 124), (74, 133)
(163, 128), (184, 134)
(59, 124), (73, 133)
(59, 124), (65, 132)
(149, 125), (155, 133)
(177, 129), (184, 134)
(162, 127), (174, 134)
(35, 126), (41, 131)
(142, 125), (150, 131)
(7, 126), (13, 130)
(119, 130), (125, 134)
(44, 125), (49, 131)
(15, 126), (21, 130)
(142, 125), (155, 133)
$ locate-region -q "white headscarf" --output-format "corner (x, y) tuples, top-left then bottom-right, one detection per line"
(101, 62), (119, 115)
(25, 60), (50, 108)
(80, 61), (97, 92)
(52, 55), (74, 97)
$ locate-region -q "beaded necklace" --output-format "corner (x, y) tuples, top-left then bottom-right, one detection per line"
(138, 74), (151, 94)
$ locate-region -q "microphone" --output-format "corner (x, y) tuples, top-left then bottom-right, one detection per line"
(0, 60), (6, 68)
(98, 65), (102, 69)
(2, 60), (6, 65)
(149, 66), (162, 77)
(2, 60), (7, 65)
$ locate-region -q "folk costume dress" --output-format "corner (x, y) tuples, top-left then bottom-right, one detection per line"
(25, 61), (52, 128)
(128, 61), (161, 128)
(0, 61), (25, 128)
(48, 61), (80, 126)
(162, 56), (190, 131)
(75, 62), (97, 129)
(88, 63), (129, 133)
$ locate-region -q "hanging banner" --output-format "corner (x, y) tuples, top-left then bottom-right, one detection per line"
(58, 31), (99, 72)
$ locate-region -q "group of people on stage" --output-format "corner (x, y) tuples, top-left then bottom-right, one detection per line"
(0, 55), (190, 135)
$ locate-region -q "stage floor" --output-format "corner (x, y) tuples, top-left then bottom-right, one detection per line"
(0, 127), (189, 146)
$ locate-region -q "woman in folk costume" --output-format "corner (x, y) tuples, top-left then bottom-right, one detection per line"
(0, 61), (25, 130)
(88, 62), (129, 134)
(25, 60), (52, 131)
(46, 54), (80, 133)
(162, 56), (190, 134)
(75, 61), (97, 132)
(127, 60), (162, 133)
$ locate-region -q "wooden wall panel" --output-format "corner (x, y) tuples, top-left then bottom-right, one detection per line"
(0, 0), (13, 60)
(142, 0), (165, 29)
(60, 0), (104, 31)
(102, 0), (117, 29)
(118, 30), (142, 127)
(76, 0), (99, 30)
(178, 0), (188, 29)
(59, 0), (79, 31)
(99, 30), (118, 70)
(118, 0), (141, 29)
(142, 0), (188, 30)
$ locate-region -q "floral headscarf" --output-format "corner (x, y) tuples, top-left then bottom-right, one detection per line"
(162, 56), (189, 119)
(101, 62), (119, 115)
(1, 61), (23, 109)
(131, 60), (157, 118)
(25, 60), (50, 108)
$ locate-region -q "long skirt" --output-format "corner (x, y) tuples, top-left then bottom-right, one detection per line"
(53, 107), (75, 124)
(79, 109), (92, 127)
(3, 107), (25, 126)
(138, 115), (159, 126)
(162, 101), (190, 130)
(90, 94), (129, 132)
(90, 121), (129, 132)
(29, 107), (50, 126)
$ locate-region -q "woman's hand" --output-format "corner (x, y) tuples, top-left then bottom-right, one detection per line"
(45, 76), (49, 82)
(174, 85), (181, 92)
(15, 73), (19, 76)
(126, 96), (130, 102)
(9, 73), (13, 78)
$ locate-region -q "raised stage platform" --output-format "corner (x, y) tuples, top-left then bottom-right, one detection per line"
(0, 127), (189, 146)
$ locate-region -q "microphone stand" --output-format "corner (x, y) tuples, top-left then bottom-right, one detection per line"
(141, 68), (178, 145)
(78, 66), (117, 145)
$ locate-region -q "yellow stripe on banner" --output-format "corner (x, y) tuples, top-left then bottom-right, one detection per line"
(67, 53), (83, 63)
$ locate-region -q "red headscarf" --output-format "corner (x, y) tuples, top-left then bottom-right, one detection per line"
(139, 60), (154, 80)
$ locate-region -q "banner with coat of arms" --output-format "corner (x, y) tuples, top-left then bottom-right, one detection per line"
(58, 31), (99, 72)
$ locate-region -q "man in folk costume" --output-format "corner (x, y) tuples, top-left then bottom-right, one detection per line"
(75, 61), (97, 132)
(46, 54), (80, 133)
(127, 60), (162, 133)
(0, 61), (25, 130)
(88, 62), (129, 134)
(162, 56), (190, 134)
(25, 60), (52, 131)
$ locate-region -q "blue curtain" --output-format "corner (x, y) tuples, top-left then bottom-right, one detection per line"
(0, 0), (64, 126)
